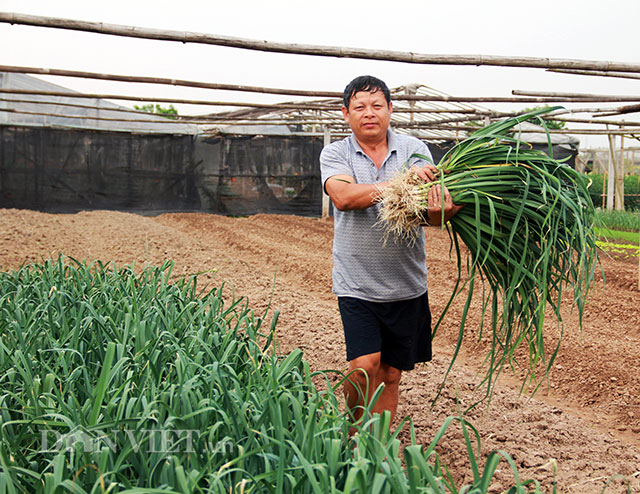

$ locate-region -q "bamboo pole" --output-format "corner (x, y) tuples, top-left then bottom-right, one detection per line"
(0, 88), (341, 109)
(4, 12), (640, 73)
(3, 107), (638, 135)
(207, 130), (454, 139)
(0, 106), (436, 129)
(0, 107), (196, 125)
(397, 123), (635, 135)
(0, 65), (600, 103)
(210, 106), (482, 114)
(6, 66), (637, 104)
(0, 89), (491, 113)
(0, 96), (178, 117)
(547, 69), (640, 81)
(3, 90), (630, 119)
(597, 104), (640, 118)
(0, 107), (339, 126)
(0, 65), (341, 98)
(513, 89), (640, 102)
(551, 116), (640, 126)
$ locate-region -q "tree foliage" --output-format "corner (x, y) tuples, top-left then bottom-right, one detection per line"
(133, 103), (178, 119)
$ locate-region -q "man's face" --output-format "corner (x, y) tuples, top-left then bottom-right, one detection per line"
(342, 89), (392, 143)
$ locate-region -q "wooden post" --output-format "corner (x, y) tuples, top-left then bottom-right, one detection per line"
(616, 131), (625, 211)
(607, 129), (616, 210)
(322, 126), (331, 218)
(405, 84), (417, 125)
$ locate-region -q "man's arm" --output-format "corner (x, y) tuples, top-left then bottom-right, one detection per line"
(324, 164), (440, 212)
(324, 174), (385, 211)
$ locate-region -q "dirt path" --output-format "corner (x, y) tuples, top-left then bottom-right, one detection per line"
(1, 209), (638, 492)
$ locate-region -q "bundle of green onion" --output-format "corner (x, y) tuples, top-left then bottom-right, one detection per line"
(379, 107), (599, 400)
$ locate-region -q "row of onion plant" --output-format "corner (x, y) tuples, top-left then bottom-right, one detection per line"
(0, 257), (549, 493)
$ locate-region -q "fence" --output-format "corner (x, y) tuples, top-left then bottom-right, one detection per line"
(0, 126), (324, 216)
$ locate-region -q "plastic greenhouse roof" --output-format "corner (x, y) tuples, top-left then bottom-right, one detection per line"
(0, 72), (200, 135)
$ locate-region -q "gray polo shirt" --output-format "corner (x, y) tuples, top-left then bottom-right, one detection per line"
(320, 130), (433, 302)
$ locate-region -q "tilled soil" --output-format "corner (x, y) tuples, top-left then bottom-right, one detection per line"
(1, 209), (639, 492)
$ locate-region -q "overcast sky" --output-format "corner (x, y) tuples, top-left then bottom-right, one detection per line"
(2, 0), (640, 148)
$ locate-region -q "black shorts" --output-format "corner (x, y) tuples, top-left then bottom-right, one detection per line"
(338, 291), (432, 371)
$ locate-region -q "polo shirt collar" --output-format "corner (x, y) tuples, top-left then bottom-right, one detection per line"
(349, 129), (398, 156)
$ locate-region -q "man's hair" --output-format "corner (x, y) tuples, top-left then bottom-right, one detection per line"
(343, 75), (391, 109)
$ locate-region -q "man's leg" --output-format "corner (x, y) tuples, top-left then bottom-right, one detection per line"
(344, 352), (381, 422)
(345, 353), (402, 426)
(372, 362), (402, 425)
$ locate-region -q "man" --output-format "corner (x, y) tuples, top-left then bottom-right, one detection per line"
(320, 75), (461, 427)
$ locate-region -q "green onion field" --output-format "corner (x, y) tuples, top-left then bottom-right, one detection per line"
(0, 210), (638, 493)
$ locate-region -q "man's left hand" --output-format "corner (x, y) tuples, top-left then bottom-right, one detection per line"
(423, 183), (464, 227)
(412, 164), (438, 183)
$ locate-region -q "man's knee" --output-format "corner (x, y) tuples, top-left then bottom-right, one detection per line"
(348, 353), (381, 385)
(378, 362), (402, 386)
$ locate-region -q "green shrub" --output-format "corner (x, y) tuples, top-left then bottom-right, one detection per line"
(594, 209), (640, 233)
(587, 173), (640, 211)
